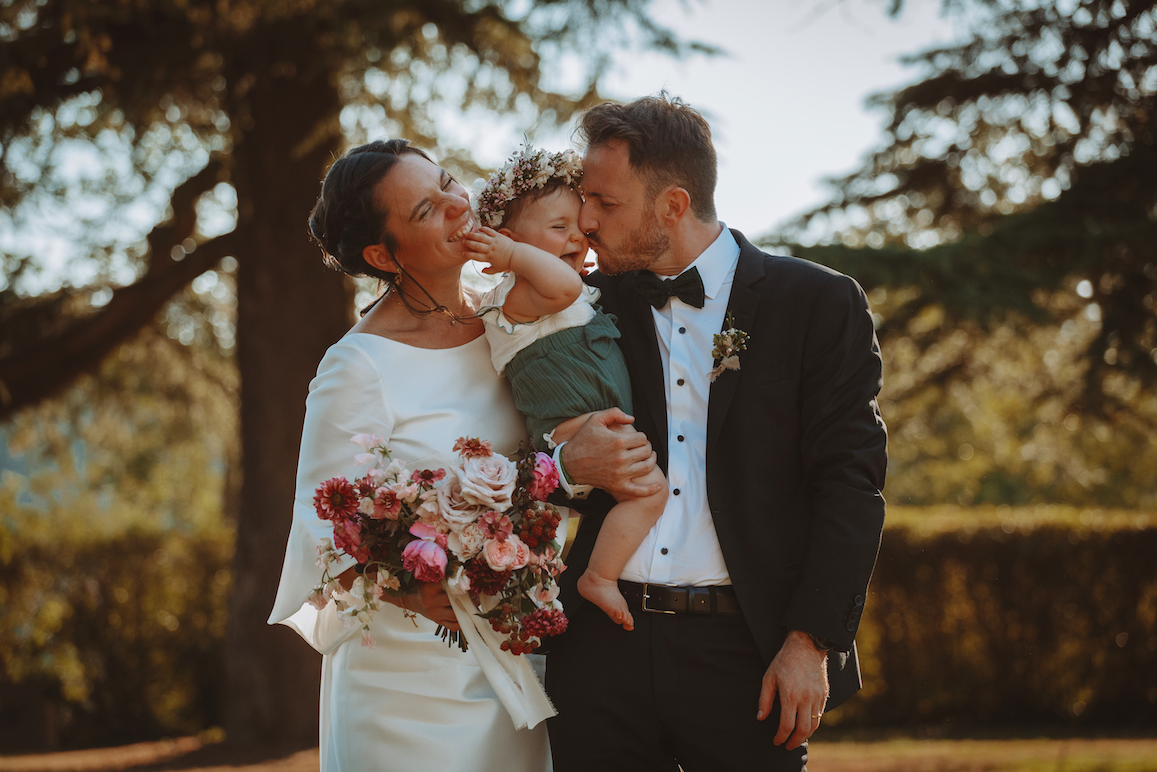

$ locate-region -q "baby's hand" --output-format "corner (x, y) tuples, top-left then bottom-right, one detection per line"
(463, 226), (516, 274)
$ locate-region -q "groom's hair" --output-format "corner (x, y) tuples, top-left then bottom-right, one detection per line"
(578, 92), (717, 223)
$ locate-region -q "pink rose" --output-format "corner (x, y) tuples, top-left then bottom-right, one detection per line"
(403, 523), (448, 583)
(457, 455), (518, 510)
(509, 534), (531, 570)
(527, 452), (560, 501)
(483, 538), (518, 571)
(409, 521), (448, 548)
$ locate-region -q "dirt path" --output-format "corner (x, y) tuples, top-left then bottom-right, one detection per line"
(2, 736), (1156, 772)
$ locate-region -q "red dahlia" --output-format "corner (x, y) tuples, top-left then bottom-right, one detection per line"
(314, 476), (360, 522)
(465, 559), (512, 596)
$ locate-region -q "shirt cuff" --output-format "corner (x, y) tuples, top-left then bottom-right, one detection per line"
(552, 441), (592, 500)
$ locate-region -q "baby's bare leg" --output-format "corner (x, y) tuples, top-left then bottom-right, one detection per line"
(577, 466), (668, 630)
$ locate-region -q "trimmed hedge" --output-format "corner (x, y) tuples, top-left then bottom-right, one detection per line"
(1, 506), (1153, 750)
(833, 507), (1157, 730)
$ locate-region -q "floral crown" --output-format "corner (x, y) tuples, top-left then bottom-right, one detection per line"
(473, 144), (583, 228)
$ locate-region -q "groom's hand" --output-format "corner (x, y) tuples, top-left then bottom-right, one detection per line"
(757, 630), (829, 750)
(562, 408), (661, 499)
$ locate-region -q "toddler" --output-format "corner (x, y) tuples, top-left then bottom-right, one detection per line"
(464, 146), (667, 630)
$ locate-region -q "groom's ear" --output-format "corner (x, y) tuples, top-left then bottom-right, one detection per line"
(656, 185), (692, 225)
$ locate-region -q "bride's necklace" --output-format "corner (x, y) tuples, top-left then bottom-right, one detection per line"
(393, 271), (474, 325)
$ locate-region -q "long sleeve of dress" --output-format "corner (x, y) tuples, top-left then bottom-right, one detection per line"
(268, 341), (395, 654)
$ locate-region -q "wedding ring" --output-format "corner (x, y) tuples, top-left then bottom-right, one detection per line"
(811, 714), (822, 719)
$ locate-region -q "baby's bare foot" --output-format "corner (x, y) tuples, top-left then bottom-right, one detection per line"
(578, 570), (634, 630)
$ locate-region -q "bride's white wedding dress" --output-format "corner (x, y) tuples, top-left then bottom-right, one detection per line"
(269, 332), (551, 772)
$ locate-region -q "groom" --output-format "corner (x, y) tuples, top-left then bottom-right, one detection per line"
(547, 94), (888, 771)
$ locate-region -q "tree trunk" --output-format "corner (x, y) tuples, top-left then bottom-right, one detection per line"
(223, 61), (350, 745)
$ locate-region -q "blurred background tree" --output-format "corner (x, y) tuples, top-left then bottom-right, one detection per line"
(769, 0), (1157, 509)
(0, 321), (236, 748)
(0, 0), (708, 747)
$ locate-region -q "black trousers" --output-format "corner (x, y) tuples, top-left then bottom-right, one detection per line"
(546, 598), (808, 772)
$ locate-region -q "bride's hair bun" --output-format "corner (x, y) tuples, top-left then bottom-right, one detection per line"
(308, 139), (432, 282)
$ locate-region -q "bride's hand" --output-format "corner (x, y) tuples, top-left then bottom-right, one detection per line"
(397, 582), (460, 631)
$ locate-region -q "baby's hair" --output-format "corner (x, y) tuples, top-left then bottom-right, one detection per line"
(474, 145), (583, 230)
(494, 177), (579, 231)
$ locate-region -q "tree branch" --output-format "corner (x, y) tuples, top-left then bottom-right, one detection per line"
(0, 162), (238, 420)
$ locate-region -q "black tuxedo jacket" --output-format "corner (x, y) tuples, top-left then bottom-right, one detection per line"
(560, 229), (888, 708)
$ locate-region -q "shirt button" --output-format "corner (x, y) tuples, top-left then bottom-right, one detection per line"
(677, 435), (685, 442)
(673, 488), (681, 496)
(661, 547), (669, 555)
(678, 326), (687, 334)
(677, 378), (685, 386)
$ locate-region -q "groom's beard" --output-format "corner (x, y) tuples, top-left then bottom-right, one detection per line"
(590, 207), (669, 275)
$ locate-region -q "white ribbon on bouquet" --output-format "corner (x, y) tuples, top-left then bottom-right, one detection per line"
(445, 581), (557, 730)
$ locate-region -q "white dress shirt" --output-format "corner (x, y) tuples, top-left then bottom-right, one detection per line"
(620, 225), (740, 586)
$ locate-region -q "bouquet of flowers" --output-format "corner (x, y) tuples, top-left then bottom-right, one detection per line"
(309, 434), (568, 654)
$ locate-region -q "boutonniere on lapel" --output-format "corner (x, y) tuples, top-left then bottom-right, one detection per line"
(707, 313), (750, 383)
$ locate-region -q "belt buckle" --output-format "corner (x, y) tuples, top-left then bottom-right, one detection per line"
(641, 582), (679, 615)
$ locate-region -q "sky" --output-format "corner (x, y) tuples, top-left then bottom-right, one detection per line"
(521, 0), (962, 240)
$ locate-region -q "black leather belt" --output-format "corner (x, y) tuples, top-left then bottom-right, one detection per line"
(619, 580), (742, 616)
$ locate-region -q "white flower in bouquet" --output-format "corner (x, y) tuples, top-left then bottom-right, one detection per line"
(457, 454), (518, 511)
(447, 565), (472, 595)
(531, 581), (561, 610)
(433, 474), (488, 532)
(306, 586), (328, 610)
(315, 537), (339, 569)
(350, 433), (385, 453)
(383, 458), (409, 481)
(448, 521), (487, 560)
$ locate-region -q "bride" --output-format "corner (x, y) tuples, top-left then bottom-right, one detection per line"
(268, 140), (558, 770)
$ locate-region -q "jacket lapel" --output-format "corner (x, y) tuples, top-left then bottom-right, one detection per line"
(707, 235), (765, 453)
(616, 273), (669, 468)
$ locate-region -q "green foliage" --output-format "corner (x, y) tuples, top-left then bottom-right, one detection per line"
(0, 323), (236, 750)
(834, 506), (1157, 730)
(877, 313), (1157, 508)
(769, 0), (1157, 416)
(0, 526), (232, 750)
(756, 0), (1157, 509)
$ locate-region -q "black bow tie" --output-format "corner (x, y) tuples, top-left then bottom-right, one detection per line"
(635, 267), (705, 309)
